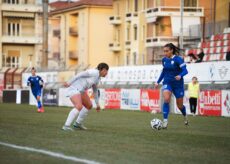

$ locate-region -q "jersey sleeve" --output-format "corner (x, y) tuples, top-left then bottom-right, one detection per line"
(156, 59), (165, 83)
(177, 56), (188, 77)
(67, 69), (99, 85)
(27, 77), (31, 86)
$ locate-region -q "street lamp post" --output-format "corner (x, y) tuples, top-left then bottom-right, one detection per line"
(180, 0), (184, 50)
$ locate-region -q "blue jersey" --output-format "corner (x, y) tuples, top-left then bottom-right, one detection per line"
(27, 76), (43, 93)
(157, 55), (188, 85)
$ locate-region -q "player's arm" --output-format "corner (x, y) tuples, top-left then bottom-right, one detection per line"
(175, 57), (188, 80)
(155, 59), (165, 88)
(92, 84), (100, 112)
(27, 77), (32, 87)
(67, 70), (94, 85)
(38, 76), (44, 87)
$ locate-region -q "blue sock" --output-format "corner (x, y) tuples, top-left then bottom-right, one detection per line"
(163, 102), (170, 120)
(180, 105), (186, 116)
(37, 101), (42, 109)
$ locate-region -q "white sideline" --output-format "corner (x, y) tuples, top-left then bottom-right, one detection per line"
(0, 141), (102, 164)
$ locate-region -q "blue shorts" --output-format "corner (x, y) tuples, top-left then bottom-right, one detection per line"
(162, 83), (184, 98)
(32, 90), (42, 98)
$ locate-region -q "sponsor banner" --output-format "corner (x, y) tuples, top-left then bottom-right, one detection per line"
(0, 73), (4, 97)
(121, 89), (140, 110)
(222, 90), (230, 117)
(198, 90), (222, 116)
(104, 89), (121, 109)
(174, 90), (197, 115)
(102, 61), (230, 84)
(140, 89), (160, 112)
(58, 88), (73, 107)
(43, 88), (59, 106)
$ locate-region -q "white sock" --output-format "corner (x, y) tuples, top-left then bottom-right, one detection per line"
(163, 119), (168, 122)
(64, 108), (79, 126)
(76, 106), (89, 124)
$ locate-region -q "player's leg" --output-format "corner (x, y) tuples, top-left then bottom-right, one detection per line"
(162, 84), (172, 129)
(32, 91), (41, 113)
(73, 92), (92, 130)
(176, 98), (188, 125)
(36, 90), (44, 112)
(193, 98), (198, 116)
(62, 93), (82, 131)
(189, 98), (193, 114)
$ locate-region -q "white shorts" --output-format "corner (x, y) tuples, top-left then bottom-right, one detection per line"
(66, 86), (81, 98)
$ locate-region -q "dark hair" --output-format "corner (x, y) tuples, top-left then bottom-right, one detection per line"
(164, 43), (182, 55)
(31, 67), (36, 71)
(97, 63), (109, 71)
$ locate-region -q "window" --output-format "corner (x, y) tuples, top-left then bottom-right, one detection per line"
(184, 0), (197, 7)
(133, 52), (137, 65)
(4, 50), (20, 68)
(126, 54), (129, 65)
(127, 27), (130, 40)
(7, 22), (20, 36)
(134, 25), (138, 40)
(134, 0), (138, 12)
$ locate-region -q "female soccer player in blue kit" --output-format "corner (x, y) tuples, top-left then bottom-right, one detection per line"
(27, 67), (44, 113)
(155, 43), (188, 129)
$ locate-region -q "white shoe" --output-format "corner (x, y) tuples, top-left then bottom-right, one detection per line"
(73, 122), (87, 130)
(184, 116), (189, 126)
(62, 125), (74, 131)
(162, 120), (168, 129)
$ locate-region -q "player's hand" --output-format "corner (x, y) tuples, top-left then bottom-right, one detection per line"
(154, 82), (159, 89)
(63, 82), (70, 87)
(175, 75), (181, 80)
(96, 105), (101, 112)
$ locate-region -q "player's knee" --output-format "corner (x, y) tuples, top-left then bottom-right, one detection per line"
(75, 104), (83, 110)
(86, 103), (93, 109)
(164, 99), (170, 103)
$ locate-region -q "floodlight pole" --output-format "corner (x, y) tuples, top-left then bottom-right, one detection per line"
(42, 0), (48, 68)
(180, 0), (184, 50)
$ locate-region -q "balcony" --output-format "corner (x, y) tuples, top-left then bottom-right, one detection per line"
(145, 36), (178, 47)
(125, 40), (131, 50)
(53, 29), (60, 37)
(69, 27), (78, 36)
(109, 16), (122, 25)
(145, 6), (204, 23)
(1, 3), (42, 13)
(125, 12), (138, 22)
(109, 42), (121, 52)
(69, 51), (78, 59)
(1, 35), (42, 44)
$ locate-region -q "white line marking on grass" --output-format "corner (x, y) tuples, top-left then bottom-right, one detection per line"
(0, 141), (102, 164)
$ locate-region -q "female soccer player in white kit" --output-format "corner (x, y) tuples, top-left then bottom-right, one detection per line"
(62, 63), (109, 131)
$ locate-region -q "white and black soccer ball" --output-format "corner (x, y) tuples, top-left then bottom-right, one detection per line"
(150, 118), (163, 130)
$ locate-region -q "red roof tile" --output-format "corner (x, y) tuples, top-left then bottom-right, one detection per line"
(50, 0), (112, 13)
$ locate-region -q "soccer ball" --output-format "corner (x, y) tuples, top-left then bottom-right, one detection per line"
(150, 118), (163, 130)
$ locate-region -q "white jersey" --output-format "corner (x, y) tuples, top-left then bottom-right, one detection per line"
(66, 69), (100, 104)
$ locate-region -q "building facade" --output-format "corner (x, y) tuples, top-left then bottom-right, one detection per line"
(49, 0), (114, 70)
(0, 0), (43, 69)
(109, 0), (207, 65)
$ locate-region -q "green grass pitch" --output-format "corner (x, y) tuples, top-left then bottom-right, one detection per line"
(0, 103), (230, 164)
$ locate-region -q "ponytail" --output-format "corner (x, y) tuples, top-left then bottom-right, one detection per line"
(164, 43), (182, 56)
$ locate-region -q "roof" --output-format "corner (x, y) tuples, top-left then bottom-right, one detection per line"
(49, 0), (112, 13)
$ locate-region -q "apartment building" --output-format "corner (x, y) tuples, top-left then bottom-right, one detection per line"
(110, 0), (205, 65)
(49, 0), (114, 69)
(0, 0), (43, 69)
